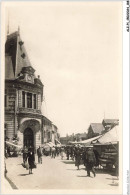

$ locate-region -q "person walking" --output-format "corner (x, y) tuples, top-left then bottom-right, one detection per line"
(85, 146), (96, 177)
(51, 146), (56, 158)
(27, 149), (35, 174)
(22, 146), (28, 165)
(60, 147), (64, 160)
(37, 146), (42, 164)
(75, 147), (81, 170)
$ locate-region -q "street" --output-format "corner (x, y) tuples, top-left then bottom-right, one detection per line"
(5, 154), (119, 190)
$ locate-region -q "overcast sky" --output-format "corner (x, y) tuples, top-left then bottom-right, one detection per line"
(4, 1), (122, 136)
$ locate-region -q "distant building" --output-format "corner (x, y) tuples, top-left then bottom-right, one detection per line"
(87, 123), (105, 139)
(42, 117), (60, 144)
(52, 124), (60, 145)
(102, 119), (119, 132)
(60, 137), (69, 145)
(60, 132), (87, 144)
(42, 116), (52, 143)
(74, 132), (87, 141)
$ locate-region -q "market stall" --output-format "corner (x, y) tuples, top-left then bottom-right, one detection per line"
(5, 141), (22, 157)
(92, 126), (119, 174)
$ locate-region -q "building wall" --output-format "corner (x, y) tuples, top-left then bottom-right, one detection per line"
(18, 90), (22, 108)
(5, 114), (15, 140)
(38, 93), (41, 110)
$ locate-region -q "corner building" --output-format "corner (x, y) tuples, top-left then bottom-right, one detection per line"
(5, 31), (43, 150)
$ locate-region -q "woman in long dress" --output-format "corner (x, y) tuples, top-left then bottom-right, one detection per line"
(27, 149), (35, 174)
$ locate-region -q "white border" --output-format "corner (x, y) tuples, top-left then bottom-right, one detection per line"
(0, 0), (129, 194)
(123, 1), (130, 195)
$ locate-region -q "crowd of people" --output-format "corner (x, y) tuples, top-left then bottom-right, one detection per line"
(64, 145), (99, 177)
(5, 144), (99, 177)
(21, 144), (99, 177)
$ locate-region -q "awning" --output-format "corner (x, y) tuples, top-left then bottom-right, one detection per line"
(69, 135), (102, 146)
(78, 135), (102, 146)
(92, 126), (119, 145)
(55, 139), (61, 145)
(5, 141), (22, 148)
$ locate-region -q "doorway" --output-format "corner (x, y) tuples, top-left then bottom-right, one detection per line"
(24, 128), (34, 148)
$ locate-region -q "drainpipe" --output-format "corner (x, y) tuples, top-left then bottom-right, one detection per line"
(14, 89), (18, 135)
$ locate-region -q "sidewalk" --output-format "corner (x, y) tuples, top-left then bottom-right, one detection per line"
(4, 177), (12, 190)
(5, 155), (120, 190)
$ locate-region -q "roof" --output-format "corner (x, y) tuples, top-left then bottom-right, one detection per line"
(89, 123), (104, 134)
(102, 119), (119, 124)
(92, 126), (119, 144)
(5, 31), (34, 79)
(42, 115), (52, 123)
(5, 56), (15, 79)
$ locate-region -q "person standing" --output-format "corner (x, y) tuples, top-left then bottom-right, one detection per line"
(37, 146), (42, 164)
(66, 146), (70, 160)
(5, 147), (8, 158)
(7, 146), (11, 157)
(85, 146), (96, 177)
(75, 147), (81, 170)
(27, 149), (35, 174)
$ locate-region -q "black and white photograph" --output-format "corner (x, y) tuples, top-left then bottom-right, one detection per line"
(0, 1), (126, 194)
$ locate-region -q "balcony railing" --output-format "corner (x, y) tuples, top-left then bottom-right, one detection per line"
(18, 107), (41, 114)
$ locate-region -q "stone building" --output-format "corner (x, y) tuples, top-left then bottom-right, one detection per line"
(52, 124), (60, 145)
(42, 116), (53, 143)
(4, 30), (59, 149)
(42, 116), (60, 144)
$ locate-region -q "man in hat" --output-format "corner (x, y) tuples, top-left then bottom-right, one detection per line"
(85, 146), (96, 177)
(37, 146), (42, 164)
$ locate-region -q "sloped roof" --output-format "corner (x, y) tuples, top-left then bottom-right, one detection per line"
(5, 55), (15, 79)
(5, 31), (33, 79)
(102, 119), (119, 124)
(90, 123), (104, 134)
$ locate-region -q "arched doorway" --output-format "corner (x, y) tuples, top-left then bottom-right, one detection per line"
(24, 128), (34, 148)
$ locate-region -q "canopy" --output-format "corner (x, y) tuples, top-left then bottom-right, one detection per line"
(44, 142), (55, 147)
(78, 135), (102, 146)
(5, 141), (22, 148)
(92, 126), (119, 145)
(69, 135), (102, 146)
(55, 139), (61, 145)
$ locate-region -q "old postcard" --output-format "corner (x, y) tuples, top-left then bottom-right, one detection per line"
(0, 1), (129, 194)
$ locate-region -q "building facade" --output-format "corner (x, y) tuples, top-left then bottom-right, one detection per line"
(102, 119), (119, 132)
(5, 31), (59, 150)
(87, 123), (105, 139)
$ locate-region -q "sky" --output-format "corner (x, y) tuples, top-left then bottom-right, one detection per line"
(4, 1), (122, 136)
